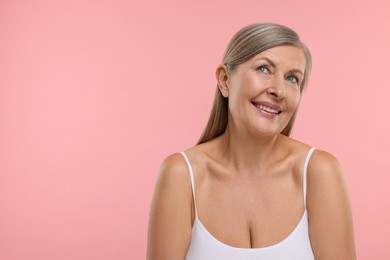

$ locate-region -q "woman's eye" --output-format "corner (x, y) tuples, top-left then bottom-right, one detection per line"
(257, 66), (269, 74)
(287, 75), (299, 84)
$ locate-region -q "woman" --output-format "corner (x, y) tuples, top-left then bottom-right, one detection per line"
(147, 23), (356, 259)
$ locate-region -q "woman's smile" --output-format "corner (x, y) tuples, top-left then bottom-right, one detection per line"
(251, 101), (282, 119)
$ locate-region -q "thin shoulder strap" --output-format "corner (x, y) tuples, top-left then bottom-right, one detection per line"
(303, 147), (316, 209)
(180, 151), (198, 218)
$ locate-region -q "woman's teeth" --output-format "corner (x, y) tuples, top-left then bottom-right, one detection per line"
(255, 104), (280, 114)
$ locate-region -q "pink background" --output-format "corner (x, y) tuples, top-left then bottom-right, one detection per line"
(0, 0), (389, 259)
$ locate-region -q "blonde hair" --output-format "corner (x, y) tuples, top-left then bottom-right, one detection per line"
(197, 23), (312, 144)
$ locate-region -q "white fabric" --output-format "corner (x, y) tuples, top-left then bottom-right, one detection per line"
(180, 147), (316, 260)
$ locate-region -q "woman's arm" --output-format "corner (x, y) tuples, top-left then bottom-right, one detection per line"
(307, 150), (356, 259)
(147, 153), (193, 260)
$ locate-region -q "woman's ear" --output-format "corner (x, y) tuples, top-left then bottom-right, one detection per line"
(215, 65), (230, 98)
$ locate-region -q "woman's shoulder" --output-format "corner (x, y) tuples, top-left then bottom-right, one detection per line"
(160, 152), (188, 171)
(148, 153), (195, 259)
(280, 135), (335, 158)
(303, 150), (355, 258)
(309, 149), (342, 171)
(278, 135), (313, 159)
(306, 148), (345, 196)
(279, 136), (342, 175)
(307, 149), (348, 211)
(155, 152), (193, 190)
(303, 146), (350, 222)
(158, 138), (215, 177)
(182, 138), (219, 161)
(281, 135), (346, 192)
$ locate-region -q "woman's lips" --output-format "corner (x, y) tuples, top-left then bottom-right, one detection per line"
(251, 101), (282, 115)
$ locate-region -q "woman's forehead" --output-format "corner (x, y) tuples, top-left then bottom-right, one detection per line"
(249, 45), (306, 70)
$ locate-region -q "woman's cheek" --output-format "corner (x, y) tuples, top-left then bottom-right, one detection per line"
(289, 90), (301, 110)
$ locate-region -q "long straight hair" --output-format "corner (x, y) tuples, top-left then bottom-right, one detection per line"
(197, 23), (312, 145)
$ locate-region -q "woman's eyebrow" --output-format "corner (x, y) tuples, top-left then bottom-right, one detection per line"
(288, 68), (304, 76)
(255, 57), (276, 68)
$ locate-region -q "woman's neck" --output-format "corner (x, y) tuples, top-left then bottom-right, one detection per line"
(216, 125), (285, 175)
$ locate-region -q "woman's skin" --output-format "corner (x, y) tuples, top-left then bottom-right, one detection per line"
(147, 45), (356, 260)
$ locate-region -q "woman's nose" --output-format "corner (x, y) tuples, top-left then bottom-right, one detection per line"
(266, 76), (286, 100)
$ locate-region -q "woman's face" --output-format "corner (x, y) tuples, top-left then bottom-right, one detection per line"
(220, 45), (306, 137)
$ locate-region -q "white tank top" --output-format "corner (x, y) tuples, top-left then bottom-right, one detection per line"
(180, 147), (316, 260)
